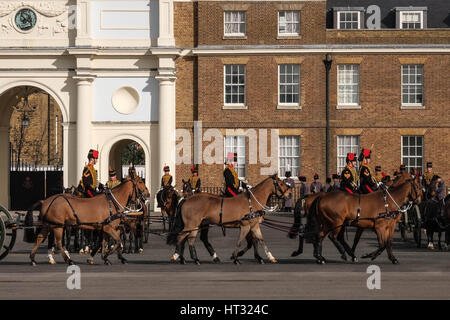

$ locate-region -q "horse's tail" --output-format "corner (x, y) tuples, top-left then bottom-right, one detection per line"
(305, 196), (321, 241)
(166, 199), (185, 246)
(24, 201), (42, 243)
(288, 197), (304, 238)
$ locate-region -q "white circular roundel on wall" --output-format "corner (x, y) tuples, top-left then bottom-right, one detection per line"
(111, 86), (140, 114)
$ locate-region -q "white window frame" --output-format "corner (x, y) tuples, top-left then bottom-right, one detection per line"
(401, 135), (424, 173)
(337, 64), (360, 108)
(224, 135), (246, 179)
(337, 135), (360, 174)
(337, 11), (360, 30)
(278, 135), (301, 179)
(401, 64), (424, 107)
(278, 64), (300, 108)
(399, 11), (423, 29)
(224, 11), (246, 37)
(224, 64), (246, 108)
(278, 11), (300, 36)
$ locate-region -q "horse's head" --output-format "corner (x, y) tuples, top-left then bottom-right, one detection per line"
(129, 173), (150, 201)
(182, 179), (192, 198)
(408, 175), (423, 204)
(271, 174), (291, 199)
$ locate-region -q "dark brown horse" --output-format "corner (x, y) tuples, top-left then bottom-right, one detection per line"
(29, 173), (150, 266)
(307, 175), (422, 264)
(167, 174), (290, 265)
(157, 186), (179, 232)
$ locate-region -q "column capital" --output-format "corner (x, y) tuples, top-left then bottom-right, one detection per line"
(155, 69), (177, 83)
(73, 75), (96, 84)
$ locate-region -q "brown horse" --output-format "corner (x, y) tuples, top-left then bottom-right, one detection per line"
(157, 186), (179, 232)
(307, 175), (422, 264)
(167, 174), (290, 265)
(29, 172), (150, 266)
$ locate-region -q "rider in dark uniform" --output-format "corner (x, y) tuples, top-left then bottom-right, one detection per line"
(423, 162), (436, 194)
(157, 166), (173, 208)
(188, 165), (201, 193)
(77, 149), (101, 198)
(224, 152), (240, 197)
(358, 148), (378, 194)
(340, 152), (358, 194)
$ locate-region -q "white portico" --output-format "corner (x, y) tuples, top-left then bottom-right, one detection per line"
(0, 0), (178, 209)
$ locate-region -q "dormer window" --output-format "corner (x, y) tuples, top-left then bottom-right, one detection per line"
(395, 7), (427, 29)
(333, 7), (365, 30)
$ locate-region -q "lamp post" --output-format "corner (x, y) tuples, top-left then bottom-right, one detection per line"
(323, 53), (332, 178)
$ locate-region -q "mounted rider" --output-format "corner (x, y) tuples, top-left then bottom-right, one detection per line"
(157, 165), (173, 208)
(223, 152), (241, 197)
(358, 148), (378, 194)
(340, 152), (358, 194)
(188, 165), (201, 193)
(423, 162), (436, 194)
(77, 149), (102, 198)
(374, 166), (383, 183)
(106, 168), (121, 189)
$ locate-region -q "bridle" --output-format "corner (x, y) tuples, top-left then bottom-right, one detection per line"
(272, 176), (289, 199)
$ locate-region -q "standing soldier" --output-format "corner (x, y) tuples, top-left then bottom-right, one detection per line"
(106, 168), (121, 189)
(340, 152), (358, 194)
(330, 173), (341, 191)
(161, 165), (173, 188)
(358, 148), (378, 194)
(298, 175), (310, 198)
(324, 177), (332, 192)
(77, 149), (100, 198)
(310, 173), (323, 194)
(374, 166), (383, 183)
(188, 165), (201, 193)
(283, 166), (295, 212)
(224, 152), (240, 197)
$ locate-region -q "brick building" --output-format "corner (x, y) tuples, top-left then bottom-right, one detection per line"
(174, 0), (450, 187)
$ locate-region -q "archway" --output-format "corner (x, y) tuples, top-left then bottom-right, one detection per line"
(0, 85), (65, 209)
(108, 139), (147, 182)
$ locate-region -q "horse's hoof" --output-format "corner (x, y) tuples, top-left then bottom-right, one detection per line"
(194, 260), (201, 265)
(49, 259), (56, 265)
(233, 259), (241, 265)
(104, 260), (112, 266)
(257, 258), (265, 265)
(340, 254), (348, 261)
(361, 253), (371, 259)
(179, 258), (186, 265)
(392, 259), (399, 265)
(213, 257), (221, 264)
(269, 258), (278, 264)
(30, 261), (37, 267)
(291, 250), (301, 257)
(68, 260), (75, 266)
(121, 259), (128, 265)
(427, 243), (435, 250)
(139, 249), (144, 254)
(87, 258), (95, 265)
(352, 257), (359, 263)
(79, 249), (84, 255)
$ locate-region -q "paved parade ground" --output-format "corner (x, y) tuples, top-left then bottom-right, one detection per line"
(1, 216), (449, 300)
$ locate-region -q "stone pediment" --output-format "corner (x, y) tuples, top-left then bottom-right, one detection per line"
(0, 1), (67, 18)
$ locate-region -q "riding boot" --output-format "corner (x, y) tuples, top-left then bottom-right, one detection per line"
(189, 245), (200, 265)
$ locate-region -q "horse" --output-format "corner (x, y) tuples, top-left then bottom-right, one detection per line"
(29, 172), (150, 266)
(181, 179), (267, 264)
(305, 175), (422, 264)
(167, 174), (290, 265)
(421, 177), (448, 250)
(157, 186), (179, 232)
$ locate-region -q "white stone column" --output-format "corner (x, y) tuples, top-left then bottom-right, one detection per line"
(158, 0), (175, 47)
(155, 73), (176, 188)
(74, 77), (94, 180)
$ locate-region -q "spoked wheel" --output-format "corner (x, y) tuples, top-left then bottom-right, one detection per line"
(0, 205), (17, 260)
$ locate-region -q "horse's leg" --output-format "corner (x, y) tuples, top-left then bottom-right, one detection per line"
(362, 226), (386, 260)
(199, 226), (221, 263)
(47, 229), (56, 265)
(170, 231), (190, 264)
(312, 235), (326, 264)
(230, 225), (251, 264)
(87, 229), (103, 265)
(438, 231), (442, 251)
(385, 220), (399, 264)
(161, 210), (167, 232)
(291, 234), (304, 257)
(187, 230), (201, 265)
(328, 232), (348, 262)
(251, 235), (264, 264)
(29, 223), (50, 266)
(351, 227), (364, 256)
(54, 227), (74, 265)
(250, 224), (277, 264)
(337, 227), (358, 262)
(102, 226), (126, 265)
(236, 232), (253, 258)
(427, 228), (435, 250)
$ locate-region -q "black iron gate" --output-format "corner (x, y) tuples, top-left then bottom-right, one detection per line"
(10, 163), (63, 210)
